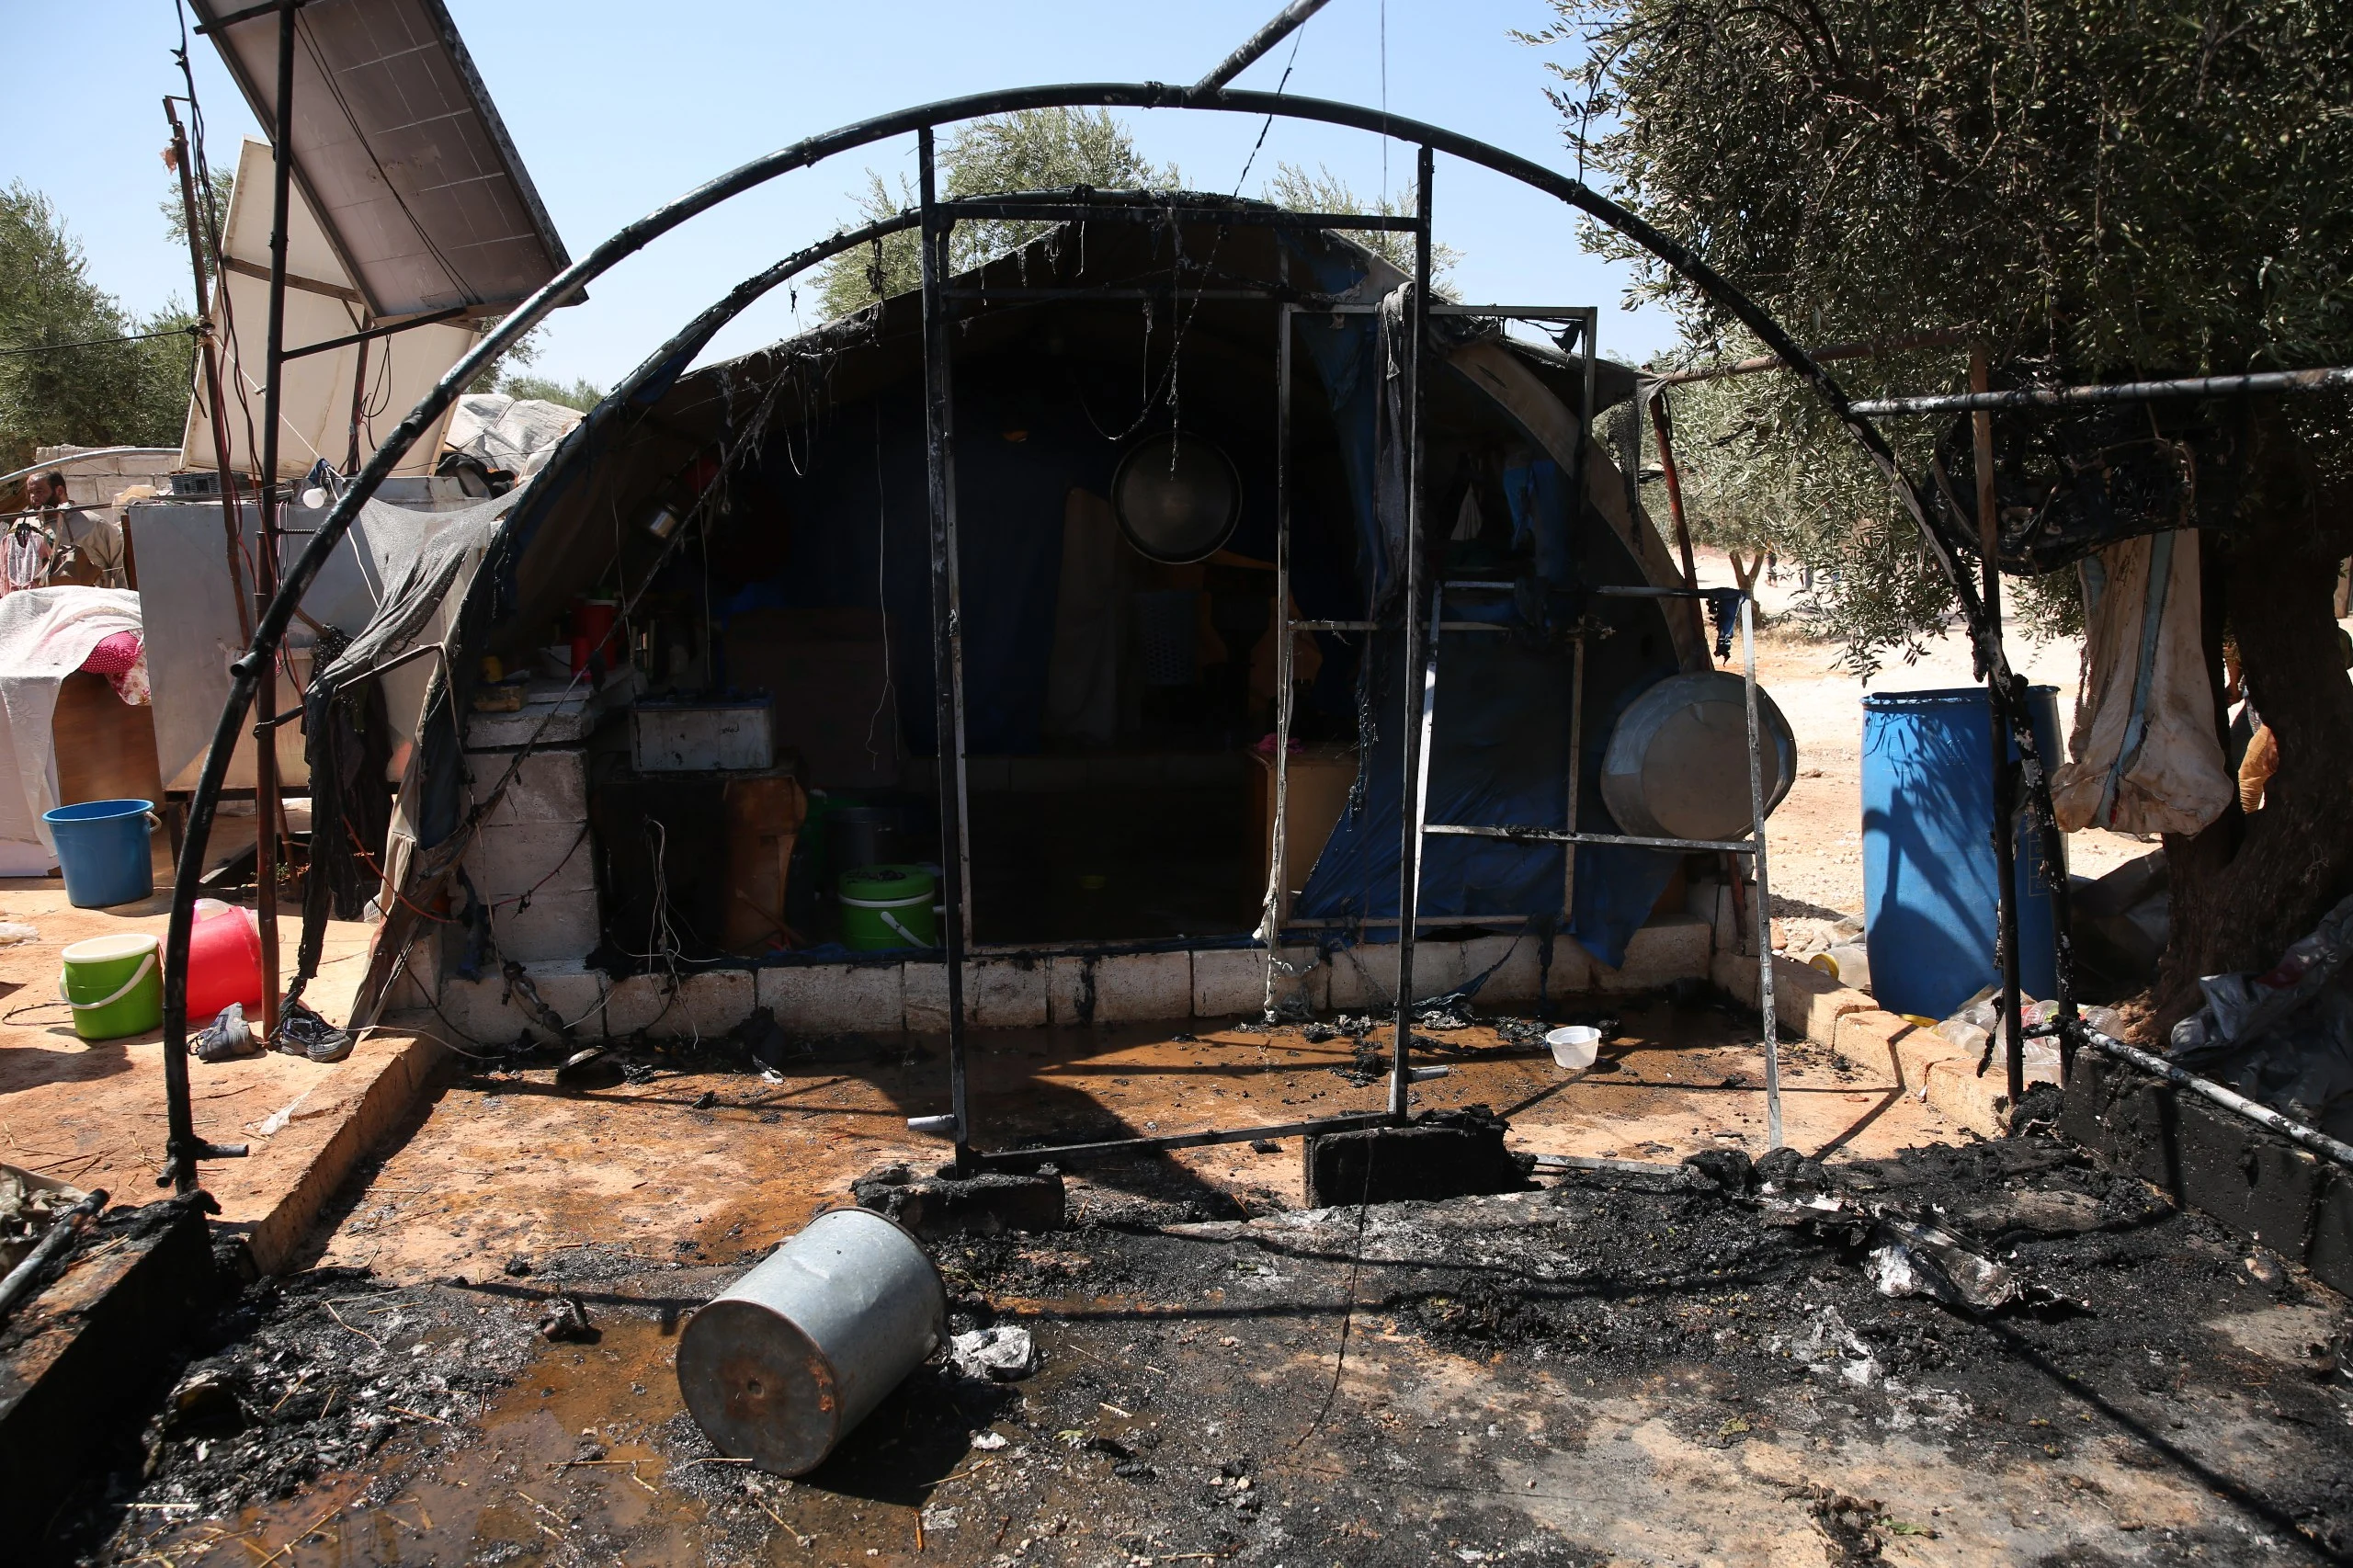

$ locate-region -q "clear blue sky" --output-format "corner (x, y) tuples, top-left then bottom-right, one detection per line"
(5, 0), (1682, 391)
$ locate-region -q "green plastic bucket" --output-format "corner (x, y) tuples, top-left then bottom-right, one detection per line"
(838, 865), (938, 950)
(58, 932), (163, 1041)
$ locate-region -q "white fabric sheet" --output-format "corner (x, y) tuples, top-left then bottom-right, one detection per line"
(0, 587), (143, 864)
(2052, 529), (2234, 836)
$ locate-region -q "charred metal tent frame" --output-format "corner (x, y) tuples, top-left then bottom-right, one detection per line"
(153, 4), (2075, 1193)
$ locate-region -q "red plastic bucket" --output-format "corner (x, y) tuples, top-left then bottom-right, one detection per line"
(182, 903), (264, 1021)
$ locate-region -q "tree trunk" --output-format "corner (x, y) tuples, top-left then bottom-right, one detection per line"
(2154, 407), (2353, 1035)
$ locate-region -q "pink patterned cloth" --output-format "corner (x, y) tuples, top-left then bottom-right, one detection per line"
(79, 630), (149, 706)
(80, 631), (140, 675)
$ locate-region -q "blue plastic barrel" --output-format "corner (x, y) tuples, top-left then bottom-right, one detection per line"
(43, 798), (158, 908)
(1860, 688), (2065, 1021)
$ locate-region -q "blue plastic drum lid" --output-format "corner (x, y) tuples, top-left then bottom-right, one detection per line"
(1860, 687), (2066, 1022)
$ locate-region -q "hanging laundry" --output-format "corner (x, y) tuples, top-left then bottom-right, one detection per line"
(2052, 529), (2233, 835)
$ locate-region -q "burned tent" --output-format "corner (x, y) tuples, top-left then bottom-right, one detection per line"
(324, 194), (1783, 1024)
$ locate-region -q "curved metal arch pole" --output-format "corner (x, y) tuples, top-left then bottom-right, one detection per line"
(163, 78), (2020, 1194)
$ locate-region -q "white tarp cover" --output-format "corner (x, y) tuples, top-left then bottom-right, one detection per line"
(0, 587), (142, 870)
(442, 393), (584, 480)
(2052, 528), (2234, 836)
(182, 139), (480, 481)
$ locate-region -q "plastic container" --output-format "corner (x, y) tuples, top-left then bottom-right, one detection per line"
(676, 1207), (947, 1476)
(1807, 943), (1872, 992)
(43, 798), (156, 908)
(184, 901), (265, 1022)
(828, 806), (904, 879)
(58, 932), (163, 1041)
(1860, 687), (2065, 1021)
(1545, 1025), (1601, 1071)
(574, 597), (620, 665)
(837, 865), (938, 950)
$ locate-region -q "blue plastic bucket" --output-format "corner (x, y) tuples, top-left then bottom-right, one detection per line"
(1860, 688), (2065, 1021)
(43, 798), (158, 908)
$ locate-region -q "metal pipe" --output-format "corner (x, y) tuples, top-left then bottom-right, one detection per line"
(1389, 146), (1434, 1123)
(972, 1112), (1389, 1171)
(1194, 0), (1334, 94)
(1427, 822), (1760, 855)
(917, 131), (972, 1172)
(250, 0), (295, 1051)
(1849, 364), (2353, 415)
(0, 1188), (106, 1323)
(1563, 631), (1586, 931)
(945, 201), (1418, 232)
(1648, 390), (1698, 591)
(279, 304), (472, 363)
(1651, 327), (1972, 386)
(1740, 594), (1781, 1149)
(1260, 304), (1297, 1012)
(1971, 347), (2026, 1108)
(0, 448), (182, 492)
(2084, 1028), (2353, 1172)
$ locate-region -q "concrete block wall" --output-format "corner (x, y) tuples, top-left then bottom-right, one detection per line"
(461, 744), (600, 965)
(31, 445), (180, 508)
(433, 902), (1734, 1042)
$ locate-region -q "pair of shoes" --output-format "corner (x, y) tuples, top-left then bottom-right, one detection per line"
(275, 999), (354, 1063)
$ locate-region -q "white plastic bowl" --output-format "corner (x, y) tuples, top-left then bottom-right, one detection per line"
(1545, 1025), (1601, 1071)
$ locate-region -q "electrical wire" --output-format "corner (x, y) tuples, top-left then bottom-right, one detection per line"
(0, 325), (200, 358)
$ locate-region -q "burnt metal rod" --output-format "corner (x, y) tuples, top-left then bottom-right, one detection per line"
(278, 305), (472, 363)
(917, 131), (973, 1172)
(1972, 347), (2026, 1108)
(2084, 1029), (2353, 1172)
(1649, 390), (1698, 590)
(1390, 146), (1434, 1123)
(1260, 304), (1298, 1007)
(1849, 364), (2353, 415)
(1428, 822), (1759, 855)
(1652, 328), (1972, 386)
(945, 202), (1420, 233)
(251, 0), (295, 1049)
(973, 1113), (1388, 1171)
(1194, 0), (1334, 93)
(0, 1188), (107, 1322)
(1740, 594), (1781, 1148)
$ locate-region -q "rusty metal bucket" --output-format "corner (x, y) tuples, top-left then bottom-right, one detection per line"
(676, 1206), (947, 1475)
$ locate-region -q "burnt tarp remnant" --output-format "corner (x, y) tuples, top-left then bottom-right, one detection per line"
(1925, 392), (2245, 574)
(2167, 889), (2353, 1141)
(1861, 1212), (2083, 1314)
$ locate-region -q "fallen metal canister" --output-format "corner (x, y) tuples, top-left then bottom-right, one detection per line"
(676, 1206), (947, 1475)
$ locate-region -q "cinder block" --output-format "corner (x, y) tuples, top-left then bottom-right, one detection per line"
(605, 971), (683, 1036)
(1712, 950), (1871, 1044)
(1459, 934), (1543, 1007)
(1195, 944), (1325, 1017)
(759, 960), (904, 1035)
(1324, 941), (1398, 1011)
(676, 968), (756, 1037)
(904, 960), (950, 1032)
(1596, 913), (1713, 993)
(485, 885), (599, 963)
(464, 747), (588, 824)
(967, 957), (1049, 1028)
(463, 820), (594, 901)
(1048, 949), (1192, 1026)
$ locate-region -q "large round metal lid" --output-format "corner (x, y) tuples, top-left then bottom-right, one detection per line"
(676, 1299), (839, 1476)
(1111, 432), (1241, 563)
(1599, 670), (1797, 843)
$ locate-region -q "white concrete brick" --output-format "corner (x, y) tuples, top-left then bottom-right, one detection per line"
(1595, 913), (1715, 993)
(967, 957), (1049, 1028)
(605, 971), (683, 1036)
(463, 820), (594, 900)
(903, 960), (951, 1032)
(513, 959), (606, 1033)
(486, 885), (599, 963)
(758, 961), (905, 1035)
(1047, 949), (1192, 1026)
(465, 747), (588, 825)
(1192, 945), (1325, 1018)
(676, 969), (756, 1037)
(1324, 940), (1398, 1012)
(1458, 934), (1543, 1006)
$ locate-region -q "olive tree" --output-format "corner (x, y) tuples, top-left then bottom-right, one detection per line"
(1528, 0), (2353, 1024)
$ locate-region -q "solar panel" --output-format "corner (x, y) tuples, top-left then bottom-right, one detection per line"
(194, 0), (573, 320)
